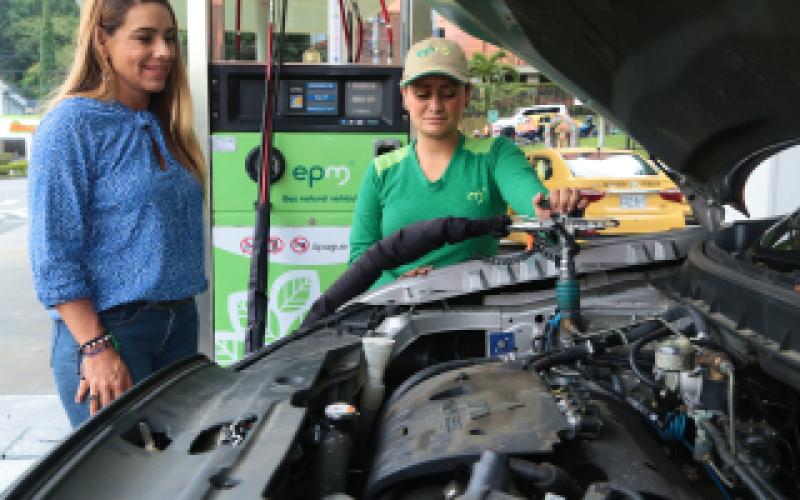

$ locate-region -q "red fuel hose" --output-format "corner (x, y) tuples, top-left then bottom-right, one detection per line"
(337, 0), (352, 62)
(379, 0), (393, 61)
(260, 22), (273, 203)
(356, 14), (364, 62)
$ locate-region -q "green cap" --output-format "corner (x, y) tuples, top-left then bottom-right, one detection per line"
(400, 38), (470, 87)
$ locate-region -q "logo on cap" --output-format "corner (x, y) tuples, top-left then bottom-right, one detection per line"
(416, 45), (452, 58)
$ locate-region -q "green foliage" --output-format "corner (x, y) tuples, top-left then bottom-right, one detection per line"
(0, 159), (28, 176)
(0, 0), (80, 101)
(468, 51), (520, 116)
(0, 152), (13, 165)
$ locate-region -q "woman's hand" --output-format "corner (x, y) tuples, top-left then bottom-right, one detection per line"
(533, 188), (589, 220)
(76, 349), (133, 415)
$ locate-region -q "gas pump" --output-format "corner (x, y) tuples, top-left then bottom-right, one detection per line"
(210, 64), (408, 365)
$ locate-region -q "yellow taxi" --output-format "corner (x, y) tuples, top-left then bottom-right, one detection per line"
(524, 147), (688, 234)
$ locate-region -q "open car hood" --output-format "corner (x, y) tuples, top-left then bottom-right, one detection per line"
(430, 0), (800, 212)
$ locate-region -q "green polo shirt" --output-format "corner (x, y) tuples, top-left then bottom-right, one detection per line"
(350, 134), (547, 288)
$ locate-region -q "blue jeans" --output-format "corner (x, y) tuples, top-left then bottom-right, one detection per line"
(51, 299), (198, 427)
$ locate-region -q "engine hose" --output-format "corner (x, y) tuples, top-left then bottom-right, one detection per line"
(301, 215), (511, 327)
(629, 328), (669, 389)
(527, 316), (673, 372)
(383, 358), (498, 410)
(526, 341), (600, 371)
(698, 420), (786, 500)
(509, 459), (582, 498)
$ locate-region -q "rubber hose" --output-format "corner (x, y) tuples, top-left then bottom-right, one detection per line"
(628, 328), (669, 389)
(509, 459), (582, 498)
(301, 215), (510, 328)
(527, 342), (595, 371)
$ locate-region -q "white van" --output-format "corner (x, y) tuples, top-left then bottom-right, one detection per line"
(491, 104), (568, 137)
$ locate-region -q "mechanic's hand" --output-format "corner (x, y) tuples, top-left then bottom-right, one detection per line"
(76, 349), (133, 415)
(533, 189), (589, 219)
(400, 266), (433, 278)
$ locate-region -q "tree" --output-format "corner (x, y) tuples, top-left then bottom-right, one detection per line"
(0, 0), (79, 102)
(39, 0), (57, 95)
(468, 51), (519, 116)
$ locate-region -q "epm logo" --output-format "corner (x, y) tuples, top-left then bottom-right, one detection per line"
(467, 187), (486, 205)
(292, 164), (351, 188)
(416, 45), (451, 58)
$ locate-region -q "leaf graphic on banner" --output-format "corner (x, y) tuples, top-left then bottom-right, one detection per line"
(268, 270), (321, 341)
(277, 277), (312, 313)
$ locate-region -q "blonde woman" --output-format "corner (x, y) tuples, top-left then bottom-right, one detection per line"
(28, 0), (206, 427)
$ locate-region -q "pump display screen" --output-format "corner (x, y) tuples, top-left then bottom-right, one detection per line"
(345, 81), (384, 118)
(286, 81), (338, 115)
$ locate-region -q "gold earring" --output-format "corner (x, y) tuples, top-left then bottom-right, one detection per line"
(101, 58), (112, 82)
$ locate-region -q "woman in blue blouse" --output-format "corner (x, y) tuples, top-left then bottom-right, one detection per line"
(28, 0), (206, 426)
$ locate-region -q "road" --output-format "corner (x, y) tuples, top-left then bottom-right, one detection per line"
(0, 178), (52, 395)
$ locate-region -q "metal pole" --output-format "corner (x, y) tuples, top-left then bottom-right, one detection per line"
(187, 0), (212, 356)
(597, 115), (605, 148)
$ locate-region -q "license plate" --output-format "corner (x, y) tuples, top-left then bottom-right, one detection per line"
(620, 194), (646, 209)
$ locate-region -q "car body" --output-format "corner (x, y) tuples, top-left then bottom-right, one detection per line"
(8, 2), (800, 500)
(527, 147), (688, 234)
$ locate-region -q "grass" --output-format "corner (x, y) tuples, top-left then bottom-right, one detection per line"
(0, 160), (28, 177)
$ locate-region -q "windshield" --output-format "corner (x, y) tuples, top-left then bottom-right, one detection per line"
(563, 152), (658, 178)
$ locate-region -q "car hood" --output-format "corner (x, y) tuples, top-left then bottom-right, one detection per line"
(430, 0), (800, 211)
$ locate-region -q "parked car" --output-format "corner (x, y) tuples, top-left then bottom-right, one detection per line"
(526, 147), (688, 234)
(8, 2), (800, 500)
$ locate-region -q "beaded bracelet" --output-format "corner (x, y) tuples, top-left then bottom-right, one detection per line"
(78, 331), (119, 355)
(83, 340), (113, 357)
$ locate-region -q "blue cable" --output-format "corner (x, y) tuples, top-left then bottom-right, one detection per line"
(657, 413), (732, 500)
(544, 312), (561, 352)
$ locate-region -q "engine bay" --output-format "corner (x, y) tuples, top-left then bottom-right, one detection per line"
(288, 270), (799, 500)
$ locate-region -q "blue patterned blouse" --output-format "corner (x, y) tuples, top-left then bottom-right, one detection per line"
(28, 97), (207, 311)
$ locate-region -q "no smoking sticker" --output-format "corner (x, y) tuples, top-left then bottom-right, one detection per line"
(268, 236), (285, 254)
(240, 237), (253, 255)
(290, 236), (310, 254)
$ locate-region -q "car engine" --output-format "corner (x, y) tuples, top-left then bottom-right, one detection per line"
(260, 218), (800, 500)
(292, 295), (798, 499)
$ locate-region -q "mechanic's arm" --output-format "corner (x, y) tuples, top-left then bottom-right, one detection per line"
(349, 162), (383, 264)
(492, 137), (586, 218)
(28, 111), (132, 415)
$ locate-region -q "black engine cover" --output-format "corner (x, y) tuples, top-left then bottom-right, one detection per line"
(366, 362), (569, 497)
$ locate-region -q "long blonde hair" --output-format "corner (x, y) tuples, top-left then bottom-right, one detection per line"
(50, 0), (205, 184)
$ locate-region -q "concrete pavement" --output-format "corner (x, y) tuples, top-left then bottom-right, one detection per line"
(0, 178), (69, 493)
(0, 396), (70, 492)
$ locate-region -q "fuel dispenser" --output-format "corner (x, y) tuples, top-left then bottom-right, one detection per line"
(210, 64), (408, 364)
